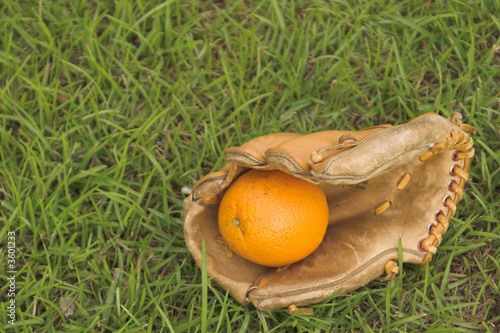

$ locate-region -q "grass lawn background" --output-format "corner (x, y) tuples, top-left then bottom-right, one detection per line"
(0, 0), (499, 332)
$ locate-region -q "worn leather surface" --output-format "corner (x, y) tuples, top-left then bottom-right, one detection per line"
(183, 113), (475, 311)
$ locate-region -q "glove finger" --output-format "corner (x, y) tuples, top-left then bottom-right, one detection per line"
(190, 163), (247, 203)
(225, 133), (300, 168)
(264, 127), (389, 182)
(310, 113), (462, 184)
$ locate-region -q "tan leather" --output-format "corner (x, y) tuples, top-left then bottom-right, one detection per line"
(183, 113), (475, 311)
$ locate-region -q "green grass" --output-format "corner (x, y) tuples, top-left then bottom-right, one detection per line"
(0, 0), (499, 331)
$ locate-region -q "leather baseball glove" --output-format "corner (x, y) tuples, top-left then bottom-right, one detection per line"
(183, 113), (475, 312)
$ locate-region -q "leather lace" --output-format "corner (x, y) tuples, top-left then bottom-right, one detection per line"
(418, 113), (475, 266)
(310, 134), (359, 163)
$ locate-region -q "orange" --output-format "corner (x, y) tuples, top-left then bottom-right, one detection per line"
(218, 169), (329, 267)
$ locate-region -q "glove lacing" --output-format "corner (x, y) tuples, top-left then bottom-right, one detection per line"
(418, 113), (476, 266)
(310, 134), (359, 163)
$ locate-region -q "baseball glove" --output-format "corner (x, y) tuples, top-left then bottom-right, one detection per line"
(183, 113), (475, 312)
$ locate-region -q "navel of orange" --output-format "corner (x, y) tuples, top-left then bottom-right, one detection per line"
(218, 169), (329, 267)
